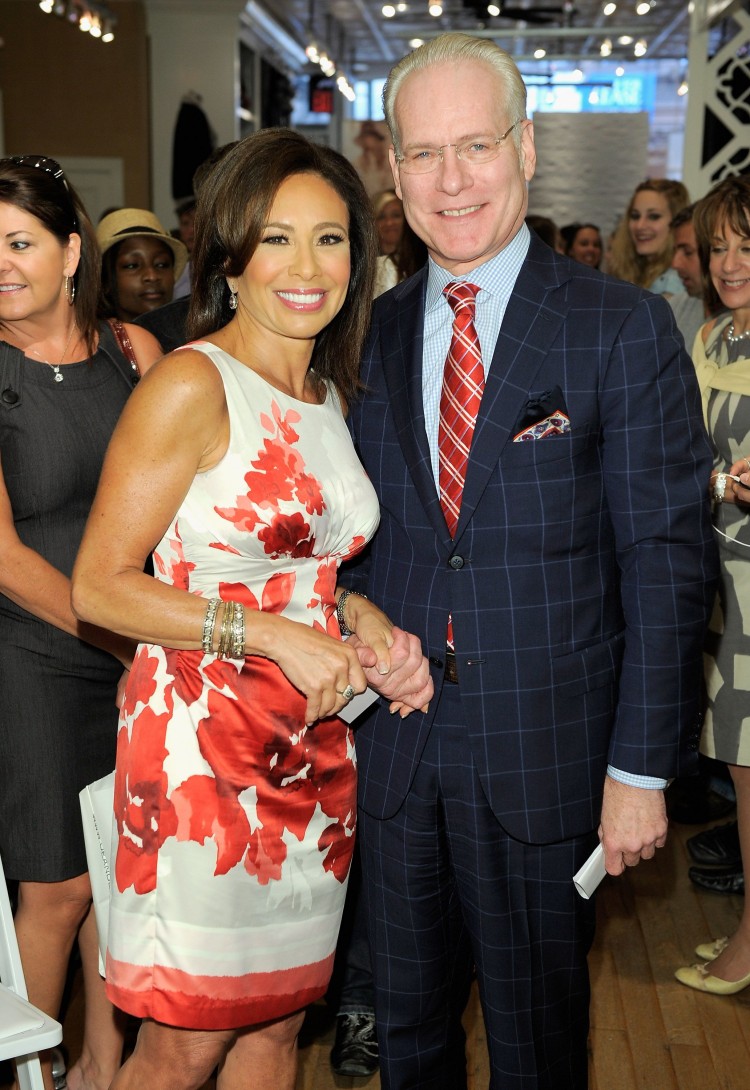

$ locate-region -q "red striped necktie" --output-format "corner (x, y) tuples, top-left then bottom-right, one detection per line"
(439, 280), (484, 537)
(439, 280), (484, 650)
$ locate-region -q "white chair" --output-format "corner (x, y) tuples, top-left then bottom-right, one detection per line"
(0, 853), (63, 1090)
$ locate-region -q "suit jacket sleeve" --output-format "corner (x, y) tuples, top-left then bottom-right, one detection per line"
(598, 293), (717, 776)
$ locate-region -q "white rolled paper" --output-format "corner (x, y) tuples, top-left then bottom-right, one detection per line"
(573, 842), (607, 899)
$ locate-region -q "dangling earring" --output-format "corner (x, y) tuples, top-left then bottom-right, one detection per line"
(228, 284), (238, 311)
(65, 275), (76, 305)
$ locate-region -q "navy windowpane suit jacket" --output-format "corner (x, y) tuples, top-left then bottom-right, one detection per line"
(347, 235), (718, 845)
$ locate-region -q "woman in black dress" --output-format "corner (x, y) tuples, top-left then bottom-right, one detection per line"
(0, 156), (162, 1090)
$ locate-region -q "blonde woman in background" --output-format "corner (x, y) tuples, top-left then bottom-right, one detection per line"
(608, 178), (689, 294)
(372, 191), (427, 297)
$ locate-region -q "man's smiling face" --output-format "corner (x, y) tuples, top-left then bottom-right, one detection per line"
(390, 59), (536, 276)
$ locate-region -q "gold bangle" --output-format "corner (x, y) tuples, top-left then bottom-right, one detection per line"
(217, 601), (235, 659)
(201, 598), (221, 654)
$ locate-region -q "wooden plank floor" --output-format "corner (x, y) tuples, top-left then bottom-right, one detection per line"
(4, 818), (747, 1089)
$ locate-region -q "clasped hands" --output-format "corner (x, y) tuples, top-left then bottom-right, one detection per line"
(270, 596), (433, 726)
(342, 593), (433, 719)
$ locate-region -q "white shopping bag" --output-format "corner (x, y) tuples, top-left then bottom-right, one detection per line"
(79, 771), (115, 976)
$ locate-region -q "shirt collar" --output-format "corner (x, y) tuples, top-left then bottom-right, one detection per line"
(425, 222), (531, 313)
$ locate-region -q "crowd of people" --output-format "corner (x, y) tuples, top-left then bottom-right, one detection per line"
(0, 28), (748, 1090)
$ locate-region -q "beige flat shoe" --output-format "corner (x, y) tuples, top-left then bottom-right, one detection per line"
(675, 961), (750, 995)
(694, 936), (729, 961)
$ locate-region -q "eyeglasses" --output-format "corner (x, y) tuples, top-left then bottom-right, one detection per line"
(2, 155), (69, 191)
(395, 121), (522, 175)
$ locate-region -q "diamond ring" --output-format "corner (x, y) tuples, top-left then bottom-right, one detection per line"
(337, 684), (355, 701)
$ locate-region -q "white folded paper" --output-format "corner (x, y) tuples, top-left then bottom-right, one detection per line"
(338, 685), (380, 723)
(573, 842), (607, 899)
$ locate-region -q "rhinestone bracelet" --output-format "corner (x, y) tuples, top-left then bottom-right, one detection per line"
(229, 602), (245, 659)
(201, 598), (221, 654)
(713, 472), (728, 504)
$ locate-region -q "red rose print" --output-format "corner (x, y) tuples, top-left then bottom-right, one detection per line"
(121, 645), (160, 719)
(295, 471), (324, 515)
(114, 680), (178, 895)
(258, 512), (314, 558)
(213, 493), (261, 535)
(215, 402), (327, 544)
(171, 774), (253, 876)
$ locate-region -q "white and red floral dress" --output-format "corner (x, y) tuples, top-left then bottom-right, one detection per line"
(105, 343), (380, 1030)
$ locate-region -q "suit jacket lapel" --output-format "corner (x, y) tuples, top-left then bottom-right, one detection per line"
(380, 270), (453, 546)
(454, 239), (572, 542)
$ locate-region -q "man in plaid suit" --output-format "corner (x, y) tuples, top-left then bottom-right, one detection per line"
(345, 32), (717, 1090)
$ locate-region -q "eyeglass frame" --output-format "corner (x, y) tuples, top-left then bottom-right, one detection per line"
(394, 120), (523, 175)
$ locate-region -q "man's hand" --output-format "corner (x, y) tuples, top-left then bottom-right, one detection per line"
(598, 775), (668, 876)
(348, 627), (433, 716)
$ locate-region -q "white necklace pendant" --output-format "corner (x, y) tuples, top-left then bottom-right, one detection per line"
(53, 369), (63, 383)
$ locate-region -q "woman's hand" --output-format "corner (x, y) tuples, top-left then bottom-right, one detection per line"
(711, 455), (750, 505)
(339, 592), (396, 675)
(336, 592), (433, 717)
(348, 627), (434, 718)
(259, 615), (368, 726)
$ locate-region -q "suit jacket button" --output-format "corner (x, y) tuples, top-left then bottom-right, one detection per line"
(429, 655), (444, 668)
(449, 555), (464, 569)
(1, 388), (18, 405)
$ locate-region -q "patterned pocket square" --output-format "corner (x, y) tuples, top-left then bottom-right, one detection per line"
(512, 385), (570, 442)
(513, 410), (571, 442)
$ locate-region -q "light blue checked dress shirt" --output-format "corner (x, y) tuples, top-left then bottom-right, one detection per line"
(422, 222), (664, 792)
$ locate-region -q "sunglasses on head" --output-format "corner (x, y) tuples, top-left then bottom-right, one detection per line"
(2, 155), (69, 192)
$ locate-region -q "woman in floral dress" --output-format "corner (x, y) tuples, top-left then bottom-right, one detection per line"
(72, 130), (432, 1089)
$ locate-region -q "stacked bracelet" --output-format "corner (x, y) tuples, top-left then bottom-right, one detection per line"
(336, 589), (367, 637)
(216, 601), (246, 659)
(230, 601), (245, 658)
(217, 601), (234, 658)
(201, 598), (221, 654)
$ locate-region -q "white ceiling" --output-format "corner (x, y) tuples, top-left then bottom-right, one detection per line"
(253, 0), (701, 76)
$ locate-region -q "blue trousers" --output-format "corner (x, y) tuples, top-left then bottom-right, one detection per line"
(359, 683), (597, 1090)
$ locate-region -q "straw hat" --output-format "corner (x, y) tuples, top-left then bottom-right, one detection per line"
(372, 190), (400, 217)
(96, 208), (188, 280)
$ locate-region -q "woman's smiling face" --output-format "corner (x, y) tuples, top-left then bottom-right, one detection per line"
(628, 190), (672, 257)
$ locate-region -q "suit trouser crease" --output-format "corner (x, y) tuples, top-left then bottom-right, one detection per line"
(359, 682), (597, 1090)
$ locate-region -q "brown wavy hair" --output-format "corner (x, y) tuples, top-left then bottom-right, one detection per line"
(607, 179), (690, 289)
(693, 175), (750, 316)
(188, 128), (378, 402)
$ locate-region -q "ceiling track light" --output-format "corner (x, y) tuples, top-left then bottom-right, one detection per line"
(38, 0), (117, 43)
(305, 40), (356, 101)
